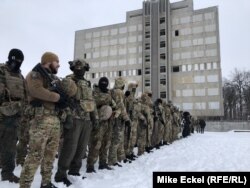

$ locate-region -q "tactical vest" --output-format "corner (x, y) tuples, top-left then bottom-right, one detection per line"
(0, 64), (25, 116)
(75, 79), (95, 112)
(93, 87), (112, 108)
(0, 65), (25, 100)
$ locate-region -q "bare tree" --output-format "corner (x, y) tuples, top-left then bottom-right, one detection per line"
(230, 69), (250, 119)
(223, 78), (237, 120)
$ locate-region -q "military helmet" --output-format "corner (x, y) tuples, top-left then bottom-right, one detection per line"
(145, 90), (152, 98)
(98, 105), (113, 121)
(128, 82), (138, 91)
(69, 59), (90, 71)
(114, 77), (125, 89)
(61, 78), (77, 97)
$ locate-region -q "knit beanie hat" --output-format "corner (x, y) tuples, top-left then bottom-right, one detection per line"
(41, 52), (59, 64)
(8, 48), (24, 62)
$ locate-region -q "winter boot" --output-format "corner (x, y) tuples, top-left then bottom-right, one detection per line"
(40, 182), (58, 188)
(55, 176), (72, 187)
(112, 162), (122, 167)
(86, 166), (96, 173)
(99, 163), (113, 170)
(2, 174), (20, 183)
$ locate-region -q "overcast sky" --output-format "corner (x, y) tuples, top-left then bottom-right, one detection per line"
(0, 0), (249, 79)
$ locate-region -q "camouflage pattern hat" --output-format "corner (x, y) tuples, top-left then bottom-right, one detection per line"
(61, 78), (77, 97)
(114, 77), (125, 89)
(98, 105), (113, 121)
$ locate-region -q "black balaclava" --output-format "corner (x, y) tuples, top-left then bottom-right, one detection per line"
(98, 77), (109, 93)
(7, 48), (24, 73)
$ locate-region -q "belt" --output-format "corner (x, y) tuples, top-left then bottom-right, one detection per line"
(34, 107), (58, 116)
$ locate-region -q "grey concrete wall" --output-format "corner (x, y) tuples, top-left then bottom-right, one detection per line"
(205, 121), (250, 132)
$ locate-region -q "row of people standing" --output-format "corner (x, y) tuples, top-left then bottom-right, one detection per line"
(0, 48), (201, 188)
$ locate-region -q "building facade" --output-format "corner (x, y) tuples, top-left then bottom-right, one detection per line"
(74, 0), (224, 117)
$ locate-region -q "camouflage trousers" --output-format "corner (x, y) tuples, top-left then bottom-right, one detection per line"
(137, 123), (147, 156)
(16, 116), (30, 166)
(19, 115), (60, 188)
(0, 116), (19, 179)
(87, 119), (112, 168)
(157, 122), (165, 145)
(146, 118), (153, 147)
(108, 118), (125, 165)
(172, 125), (179, 141)
(125, 120), (138, 156)
(163, 121), (171, 143)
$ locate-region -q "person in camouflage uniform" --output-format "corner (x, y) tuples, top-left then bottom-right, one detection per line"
(162, 101), (172, 145)
(86, 77), (116, 172)
(151, 98), (165, 149)
(144, 91), (154, 152)
(108, 77), (130, 167)
(137, 93), (151, 156)
(55, 59), (99, 186)
(172, 106), (181, 141)
(124, 83), (138, 160)
(19, 52), (69, 188)
(0, 49), (26, 183)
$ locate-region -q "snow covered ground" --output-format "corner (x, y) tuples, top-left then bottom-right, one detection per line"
(1, 131), (250, 188)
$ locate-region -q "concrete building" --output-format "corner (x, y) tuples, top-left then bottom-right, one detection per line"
(74, 0), (224, 117)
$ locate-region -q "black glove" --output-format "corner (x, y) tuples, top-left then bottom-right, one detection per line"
(125, 120), (131, 128)
(56, 92), (69, 109)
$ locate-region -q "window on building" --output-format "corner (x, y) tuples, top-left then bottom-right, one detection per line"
(175, 30), (179, 36)
(137, 69), (142, 75)
(160, 78), (166, 85)
(118, 71), (122, 76)
(92, 73), (95, 79)
(145, 55), (150, 62)
(84, 53), (87, 59)
(160, 17), (165, 24)
(145, 80), (150, 87)
(160, 53), (166, 60)
(145, 43), (150, 50)
(145, 67), (150, 74)
(160, 29), (165, 36)
(122, 70), (126, 76)
(145, 31), (150, 38)
(160, 91), (166, 98)
(145, 21), (150, 27)
(160, 41), (166, 48)
(172, 66), (180, 72)
(160, 66), (166, 73)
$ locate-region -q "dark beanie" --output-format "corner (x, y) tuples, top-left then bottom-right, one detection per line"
(99, 77), (109, 86)
(8, 48), (24, 61)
